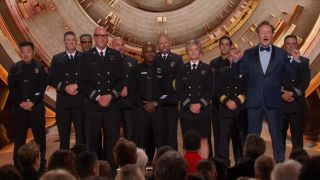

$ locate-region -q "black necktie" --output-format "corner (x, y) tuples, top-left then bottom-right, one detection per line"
(100, 51), (104, 57)
(69, 55), (74, 60)
(162, 55), (167, 61)
(260, 46), (270, 52)
(192, 64), (197, 70)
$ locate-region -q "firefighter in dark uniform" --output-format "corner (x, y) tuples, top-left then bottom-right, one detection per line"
(209, 36), (234, 158)
(80, 27), (125, 169)
(8, 41), (47, 171)
(156, 35), (183, 150)
(48, 31), (85, 149)
(176, 40), (214, 158)
(215, 49), (248, 167)
(111, 37), (138, 141)
(128, 43), (173, 159)
(281, 35), (311, 151)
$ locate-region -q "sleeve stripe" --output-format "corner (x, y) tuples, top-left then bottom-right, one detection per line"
(200, 98), (208, 106)
(182, 98), (190, 107)
(89, 90), (97, 99)
(57, 82), (62, 91)
(219, 95), (227, 103)
(237, 94), (245, 104)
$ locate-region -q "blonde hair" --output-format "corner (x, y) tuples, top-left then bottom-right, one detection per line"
(40, 169), (76, 180)
(115, 164), (145, 180)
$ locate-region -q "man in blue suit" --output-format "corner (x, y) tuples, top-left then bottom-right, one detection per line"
(232, 21), (301, 162)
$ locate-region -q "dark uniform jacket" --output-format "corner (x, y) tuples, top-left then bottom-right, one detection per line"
(116, 54), (138, 109)
(8, 60), (47, 107)
(80, 47), (125, 111)
(128, 61), (173, 108)
(282, 56), (310, 113)
(176, 61), (214, 120)
(215, 60), (248, 118)
(48, 51), (84, 108)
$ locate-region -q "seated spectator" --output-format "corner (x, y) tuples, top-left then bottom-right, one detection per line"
(40, 169), (76, 180)
(187, 173), (206, 180)
(299, 155), (320, 180)
(113, 138), (138, 169)
(183, 130), (203, 173)
(76, 151), (99, 180)
(0, 164), (22, 180)
(47, 149), (76, 176)
(271, 160), (301, 180)
(153, 145), (172, 164)
(254, 155), (274, 180)
(289, 148), (309, 164)
(196, 159), (217, 180)
(70, 144), (87, 157)
(209, 157), (227, 180)
(154, 150), (188, 180)
(115, 164), (145, 180)
(226, 134), (266, 180)
(99, 160), (112, 179)
(17, 143), (41, 180)
(137, 148), (148, 173)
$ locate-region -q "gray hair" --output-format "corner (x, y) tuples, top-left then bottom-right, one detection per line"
(185, 39), (203, 54)
(136, 148), (148, 173)
(271, 160), (302, 180)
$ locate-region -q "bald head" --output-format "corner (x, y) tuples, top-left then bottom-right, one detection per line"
(111, 37), (125, 54)
(93, 26), (108, 50)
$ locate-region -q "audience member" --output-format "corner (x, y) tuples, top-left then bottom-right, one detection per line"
(196, 159), (217, 180)
(113, 138), (138, 168)
(299, 155), (320, 180)
(254, 155), (274, 180)
(289, 148), (309, 164)
(39, 169), (76, 180)
(76, 151), (99, 180)
(115, 164), (145, 180)
(183, 130), (203, 173)
(137, 148), (148, 173)
(0, 164), (22, 180)
(47, 149), (76, 176)
(271, 160), (301, 180)
(99, 160), (112, 179)
(17, 143), (41, 180)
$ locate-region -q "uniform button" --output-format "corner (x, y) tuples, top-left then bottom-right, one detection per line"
(66, 73), (68, 76)
(108, 80), (110, 83)
(188, 93), (191, 96)
(188, 86), (191, 89)
(107, 89), (110, 91)
(98, 90), (101, 92)
(235, 86), (238, 89)
(75, 73), (78, 75)
(97, 73), (100, 76)
(107, 72), (110, 75)
(97, 82), (100, 84)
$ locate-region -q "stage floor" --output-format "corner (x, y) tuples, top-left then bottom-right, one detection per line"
(1, 121), (320, 166)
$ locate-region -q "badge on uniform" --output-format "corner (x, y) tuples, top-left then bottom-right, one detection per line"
(110, 55), (115, 61)
(201, 70), (206, 75)
(34, 68), (39, 74)
(141, 72), (147, 75)
(170, 61), (176, 67)
(157, 68), (162, 74)
(239, 74), (243, 78)
(128, 62), (132, 67)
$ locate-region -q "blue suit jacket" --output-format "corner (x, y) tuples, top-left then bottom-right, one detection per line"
(238, 45), (298, 109)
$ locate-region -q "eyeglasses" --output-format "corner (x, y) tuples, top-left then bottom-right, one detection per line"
(94, 34), (108, 38)
(80, 41), (93, 44)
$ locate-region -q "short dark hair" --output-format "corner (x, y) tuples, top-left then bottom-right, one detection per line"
(196, 159), (216, 180)
(284, 34), (298, 43)
(219, 36), (233, 46)
(256, 21), (275, 34)
(0, 164), (22, 180)
(289, 148), (309, 164)
(154, 150), (188, 180)
(254, 155), (275, 180)
(17, 143), (40, 171)
(19, 41), (34, 50)
(113, 138), (137, 167)
(76, 151), (98, 179)
(299, 155), (320, 180)
(64, 31), (76, 40)
(80, 33), (92, 39)
(154, 145), (172, 163)
(243, 134), (266, 160)
(183, 130), (201, 151)
(48, 149), (77, 176)
(70, 144), (87, 157)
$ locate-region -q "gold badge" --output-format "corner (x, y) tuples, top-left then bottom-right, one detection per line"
(34, 68), (39, 74)
(128, 62), (132, 67)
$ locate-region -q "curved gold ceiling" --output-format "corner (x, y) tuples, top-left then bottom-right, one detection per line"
(123, 0), (195, 12)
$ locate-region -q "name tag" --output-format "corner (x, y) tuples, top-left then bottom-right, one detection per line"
(141, 72), (147, 75)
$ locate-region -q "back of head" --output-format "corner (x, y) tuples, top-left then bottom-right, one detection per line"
(243, 134), (266, 160)
(154, 150), (188, 180)
(153, 145), (172, 164)
(0, 164), (22, 180)
(254, 155), (274, 180)
(113, 138), (138, 167)
(136, 148), (148, 173)
(115, 164), (145, 180)
(17, 143), (40, 171)
(76, 151), (99, 179)
(40, 169), (76, 180)
(47, 149), (76, 176)
(183, 130), (201, 151)
(289, 148), (309, 164)
(70, 144), (87, 157)
(196, 159), (217, 180)
(271, 160), (301, 180)
(99, 160), (112, 178)
(187, 173), (206, 180)
(299, 155), (320, 180)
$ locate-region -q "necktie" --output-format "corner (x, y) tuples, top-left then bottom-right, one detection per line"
(100, 51), (104, 57)
(260, 46), (270, 52)
(162, 55), (167, 61)
(69, 55), (74, 60)
(192, 64), (197, 70)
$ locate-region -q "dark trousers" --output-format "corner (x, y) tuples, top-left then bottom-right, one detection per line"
(120, 108), (134, 140)
(134, 107), (166, 159)
(13, 104), (46, 166)
(84, 109), (120, 169)
(282, 112), (305, 151)
(212, 103), (219, 157)
(56, 106), (85, 149)
(162, 105), (178, 149)
(247, 102), (284, 161)
(217, 111), (246, 166)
